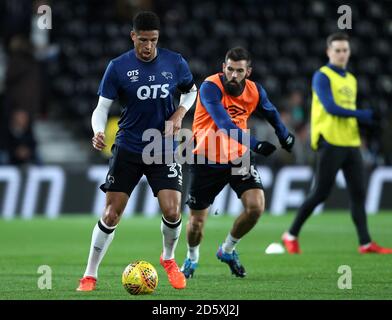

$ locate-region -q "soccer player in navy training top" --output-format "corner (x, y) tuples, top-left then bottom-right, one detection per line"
(77, 11), (198, 291)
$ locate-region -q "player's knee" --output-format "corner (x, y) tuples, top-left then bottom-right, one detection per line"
(311, 186), (333, 203)
(313, 192), (329, 204)
(189, 215), (205, 233)
(244, 203), (264, 222)
(162, 206), (180, 223)
(103, 205), (123, 226)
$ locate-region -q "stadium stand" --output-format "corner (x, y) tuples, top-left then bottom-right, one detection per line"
(0, 0), (391, 165)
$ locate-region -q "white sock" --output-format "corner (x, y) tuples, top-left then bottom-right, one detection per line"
(222, 233), (240, 254)
(187, 244), (200, 263)
(284, 231), (297, 241)
(83, 219), (116, 279)
(161, 216), (182, 260)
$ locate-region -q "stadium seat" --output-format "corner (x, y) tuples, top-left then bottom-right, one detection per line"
(46, 0), (390, 149)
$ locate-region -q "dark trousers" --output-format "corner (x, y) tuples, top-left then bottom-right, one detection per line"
(289, 143), (371, 245)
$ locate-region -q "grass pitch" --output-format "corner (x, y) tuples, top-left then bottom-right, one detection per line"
(0, 212), (391, 300)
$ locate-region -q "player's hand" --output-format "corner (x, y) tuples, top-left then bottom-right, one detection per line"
(366, 107), (381, 126)
(252, 141), (276, 156)
(279, 132), (295, 152)
(92, 132), (107, 151)
(371, 106), (382, 122)
(164, 106), (187, 136)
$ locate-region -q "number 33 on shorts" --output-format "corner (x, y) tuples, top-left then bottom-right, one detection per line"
(167, 163), (182, 184)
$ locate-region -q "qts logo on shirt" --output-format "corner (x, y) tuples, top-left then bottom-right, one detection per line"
(127, 69), (139, 82)
(136, 84), (170, 100)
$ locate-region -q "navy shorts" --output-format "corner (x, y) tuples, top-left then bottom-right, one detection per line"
(100, 145), (182, 197)
(186, 158), (263, 210)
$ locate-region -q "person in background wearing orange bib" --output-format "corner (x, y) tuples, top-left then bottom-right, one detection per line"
(181, 47), (295, 278)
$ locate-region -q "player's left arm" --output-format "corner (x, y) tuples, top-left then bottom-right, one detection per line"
(254, 84), (295, 152)
(164, 56), (198, 136)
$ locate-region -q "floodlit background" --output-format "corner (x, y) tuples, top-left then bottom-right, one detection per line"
(0, 0), (392, 302)
(0, 0), (391, 216)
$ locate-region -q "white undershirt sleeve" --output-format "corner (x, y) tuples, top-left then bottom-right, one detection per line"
(179, 84), (198, 111)
(91, 96), (114, 135)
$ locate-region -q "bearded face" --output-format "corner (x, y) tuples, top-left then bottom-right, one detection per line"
(223, 76), (246, 96)
(222, 59), (251, 96)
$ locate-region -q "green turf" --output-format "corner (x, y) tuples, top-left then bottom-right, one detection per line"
(0, 212), (391, 300)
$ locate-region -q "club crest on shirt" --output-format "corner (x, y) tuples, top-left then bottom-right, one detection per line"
(107, 175), (115, 184)
(161, 71), (173, 80)
(339, 86), (354, 98)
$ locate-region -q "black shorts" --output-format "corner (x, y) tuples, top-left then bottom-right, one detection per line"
(100, 145), (182, 197)
(186, 158), (264, 210)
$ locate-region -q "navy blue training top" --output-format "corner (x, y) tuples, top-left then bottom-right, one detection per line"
(98, 48), (194, 154)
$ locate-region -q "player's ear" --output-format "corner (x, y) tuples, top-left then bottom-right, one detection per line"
(246, 67), (252, 78)
(130, 31), (137, 42)
(222, 62), (226, 73)
(326, 46), (331, 58)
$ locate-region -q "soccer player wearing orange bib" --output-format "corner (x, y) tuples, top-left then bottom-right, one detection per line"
(181, 47), (295, 278)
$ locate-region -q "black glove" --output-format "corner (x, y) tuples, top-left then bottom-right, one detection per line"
(279, 133), (295, 152)
(252, 141), (276, 156)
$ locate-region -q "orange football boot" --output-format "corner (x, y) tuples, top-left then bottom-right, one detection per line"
(160, 255), (186, 289)
(282, 232), (301, 254)
(359, 242), (392, 254)
(76, 276), (97, 291)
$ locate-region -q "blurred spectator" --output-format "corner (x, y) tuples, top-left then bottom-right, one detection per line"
(31, 0), (55, 60)
(272, 108), (296, 166)
(285, 89), (307, 128)
(1, 0), (388, 166)
(116, 0), (152, 21)
(249, 109), (296, 167)
(2, 0), (32, 47)
(0, 96), (9, 165)
(381, 110), (392, 165)
(5, 35), (43, 119)
(292, 122), (314, 165)
(7, 109), (40, 166)
(31, 0), (59, 117)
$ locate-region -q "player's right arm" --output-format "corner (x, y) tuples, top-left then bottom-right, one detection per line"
(200, 81), (276, 156)
(91, 61), (119, 151)
(313, 71), (373, 124)
(91, 96), (113, 150)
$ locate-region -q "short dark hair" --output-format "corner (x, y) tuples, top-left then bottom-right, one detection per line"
(326, 32), (349, 47)
(133, 11), (160, 32)
(225, 47), (251, 66)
